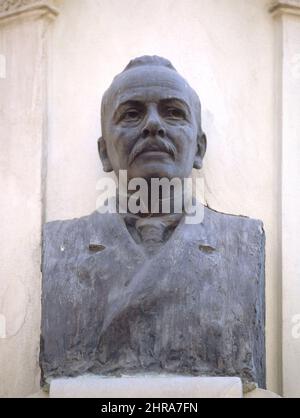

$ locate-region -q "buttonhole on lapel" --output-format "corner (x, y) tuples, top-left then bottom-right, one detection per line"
(89, 243), (106, 252)
(198, 244), (216, 254)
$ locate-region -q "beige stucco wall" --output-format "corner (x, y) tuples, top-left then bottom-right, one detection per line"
(46, 0), (281, 394)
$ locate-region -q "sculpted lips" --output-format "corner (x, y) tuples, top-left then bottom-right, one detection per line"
(135, 145), (170, 160)
(129, 140), (176, 165)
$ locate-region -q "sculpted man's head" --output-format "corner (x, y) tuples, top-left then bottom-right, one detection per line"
(98, 56), (207, 182)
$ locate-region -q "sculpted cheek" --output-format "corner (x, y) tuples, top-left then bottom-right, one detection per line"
(118, 126), (140, 143)
(113, 133), (136, 164)
(169, 125), (195, 139)
(184, 126), (197, 141)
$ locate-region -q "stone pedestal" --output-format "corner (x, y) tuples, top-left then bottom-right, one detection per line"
(49, 375), (244, 399)
(39, 375), (280, 399)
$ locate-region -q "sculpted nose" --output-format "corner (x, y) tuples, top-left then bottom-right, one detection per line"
(142, 109), (165, 139)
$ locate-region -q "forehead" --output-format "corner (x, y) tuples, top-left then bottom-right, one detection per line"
(106, 66), (194, 110)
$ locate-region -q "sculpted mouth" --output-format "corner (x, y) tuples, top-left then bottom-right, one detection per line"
(138, 149), (170, 157)
(131, 145), (174, 164)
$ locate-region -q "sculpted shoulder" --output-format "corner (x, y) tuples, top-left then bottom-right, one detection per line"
(202, 206), (265, 243)
(43, 211), (118, 242)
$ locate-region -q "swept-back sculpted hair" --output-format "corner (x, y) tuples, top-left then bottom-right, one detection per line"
(123, 55), (177, 72)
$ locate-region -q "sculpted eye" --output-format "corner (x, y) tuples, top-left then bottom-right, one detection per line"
(122, 109), (141, 121)
(165, 107), (186, 120)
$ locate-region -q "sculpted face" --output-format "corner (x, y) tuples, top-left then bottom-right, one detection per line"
(99, 63), (206, 182)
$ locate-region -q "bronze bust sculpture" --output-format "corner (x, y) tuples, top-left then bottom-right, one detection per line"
(40, 56), (265, 389)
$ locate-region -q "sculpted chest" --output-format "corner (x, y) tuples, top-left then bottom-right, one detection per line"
(41, 209), (265, 388)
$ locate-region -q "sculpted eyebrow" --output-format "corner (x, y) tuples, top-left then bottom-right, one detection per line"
(159, 98), (191, 116)
(160, 98), (190, 109)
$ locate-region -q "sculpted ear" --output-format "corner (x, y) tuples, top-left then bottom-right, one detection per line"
(98, 137), (113, 173)
(193, 132), (207, 170)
